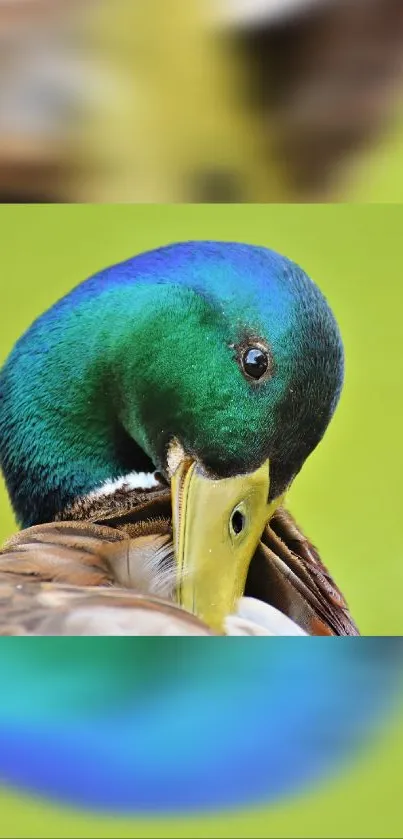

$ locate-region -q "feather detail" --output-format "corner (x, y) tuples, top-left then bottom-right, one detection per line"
(0, 577), (213, 636)
(226, 597), (308, 636)
(0, 520), (175, 599)
(246, 507), (360, 635)
(0, 488), (358, 636)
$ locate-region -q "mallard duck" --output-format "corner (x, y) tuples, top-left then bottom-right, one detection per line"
(0, 241), (358, 635)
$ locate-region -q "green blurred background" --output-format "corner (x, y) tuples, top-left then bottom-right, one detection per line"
(0, 205), (402, 837)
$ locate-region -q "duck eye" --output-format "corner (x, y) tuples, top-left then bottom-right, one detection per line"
(231, 509), (245, 536)
(242, 347), (269, 380)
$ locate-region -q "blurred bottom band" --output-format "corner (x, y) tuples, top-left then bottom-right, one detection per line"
(0, 638), (401, 814)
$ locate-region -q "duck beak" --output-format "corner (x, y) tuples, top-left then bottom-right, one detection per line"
(171, 457), (279, 633)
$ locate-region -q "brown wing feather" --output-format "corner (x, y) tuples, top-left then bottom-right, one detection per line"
(0, 521), (122, 586)
(0, 515), (211, 636)
(57, 484), (172, 534)
(246, 507), (359, 636)
(0, 575), (213, 635)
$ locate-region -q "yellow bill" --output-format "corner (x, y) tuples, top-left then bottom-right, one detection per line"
(171, 457), (281, 633)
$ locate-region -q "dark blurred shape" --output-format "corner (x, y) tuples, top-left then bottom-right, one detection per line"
(0, 0), (92, 202)
(0, 156), (67, 203)
(230, 0), (403, 198)
(0, 0), (403, 202)
(190, 168), (245, 202)
(0, 638), (401, 812)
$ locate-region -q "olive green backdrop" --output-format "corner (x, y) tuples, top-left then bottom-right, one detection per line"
(0, 205), (402, 837)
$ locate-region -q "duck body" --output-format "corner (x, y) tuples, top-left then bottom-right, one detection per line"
(0, 241), (358, 634)
(0, 480), (357, 635)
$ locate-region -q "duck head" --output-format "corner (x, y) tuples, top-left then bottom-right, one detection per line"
(0, 241), (344, 631)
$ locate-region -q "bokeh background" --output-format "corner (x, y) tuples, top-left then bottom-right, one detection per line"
(1, 0), (403, 204)
(0, 205), (402, 838)
(0, 640), (402, 839)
